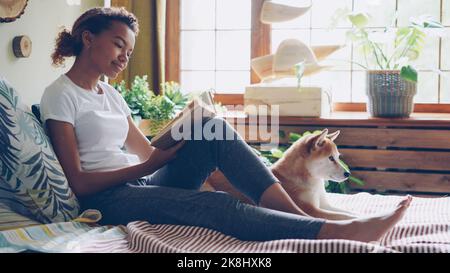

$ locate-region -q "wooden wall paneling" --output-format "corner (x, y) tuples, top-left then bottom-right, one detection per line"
(349, 171), (450, 194)
(274, 126), (450, 149)
(341, 149), (450, 171)
(234, 120), (450, 195)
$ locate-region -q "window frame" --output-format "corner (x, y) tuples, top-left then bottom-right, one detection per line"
(167, 0), (450, 113)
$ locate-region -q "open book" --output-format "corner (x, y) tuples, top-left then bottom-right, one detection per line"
(150, 91), (217, 150)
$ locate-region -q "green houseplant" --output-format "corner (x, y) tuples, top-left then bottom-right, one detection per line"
(251, 130), (364, 194)
(113, 76), (188, 137)
(337, 13), (445, 117)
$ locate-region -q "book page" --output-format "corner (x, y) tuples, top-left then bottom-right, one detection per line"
(150, 91), (216, 150)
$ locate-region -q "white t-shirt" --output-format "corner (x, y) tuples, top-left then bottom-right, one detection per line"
(40, 74), (140, 171)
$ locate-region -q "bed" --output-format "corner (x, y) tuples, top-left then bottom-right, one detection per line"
(1, 192), (449, 253)
(1, 75), (450, 253)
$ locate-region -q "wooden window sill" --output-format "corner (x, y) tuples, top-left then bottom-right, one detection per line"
(219, 111), (450, 128)
(213, 94), (450, 116)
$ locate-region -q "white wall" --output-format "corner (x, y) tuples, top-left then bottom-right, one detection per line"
(0, 0), (103, 106)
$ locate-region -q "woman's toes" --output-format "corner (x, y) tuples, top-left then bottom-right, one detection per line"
(398, 195), (412, 207)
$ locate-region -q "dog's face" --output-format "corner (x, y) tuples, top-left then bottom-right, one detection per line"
(291, 129), (350, 183)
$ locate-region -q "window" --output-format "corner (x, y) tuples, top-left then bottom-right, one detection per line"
(178, 0), (450, 106)
(180, 0), (251, 94)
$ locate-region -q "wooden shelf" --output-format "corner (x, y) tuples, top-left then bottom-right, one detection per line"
(220, 111), (450, 128)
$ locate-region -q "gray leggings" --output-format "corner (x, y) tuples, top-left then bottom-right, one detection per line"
(79, 117), (324, 241)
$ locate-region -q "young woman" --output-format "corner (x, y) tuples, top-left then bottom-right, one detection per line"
(41, 7), (411, 242)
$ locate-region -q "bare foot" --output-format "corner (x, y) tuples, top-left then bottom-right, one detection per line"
(317, 195), (412, 243)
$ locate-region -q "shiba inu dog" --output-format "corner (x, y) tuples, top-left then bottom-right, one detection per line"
(271, 129), (361, 220)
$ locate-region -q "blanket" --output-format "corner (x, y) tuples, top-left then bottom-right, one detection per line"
(1, 193), (449, 253)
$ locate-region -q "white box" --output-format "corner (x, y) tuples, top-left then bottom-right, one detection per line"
(244, 84), (331, 117)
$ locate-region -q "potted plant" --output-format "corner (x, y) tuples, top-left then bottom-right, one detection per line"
(339, 13), (445, 117)
(113, 76), (188, 137)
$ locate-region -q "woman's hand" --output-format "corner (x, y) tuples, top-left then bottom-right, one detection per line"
(145, 141), (186, 171)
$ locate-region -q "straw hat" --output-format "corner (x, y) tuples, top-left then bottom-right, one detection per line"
(251, 39), (344, 82)
(260, 0), (311, 24)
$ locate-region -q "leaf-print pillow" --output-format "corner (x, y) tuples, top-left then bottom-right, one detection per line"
(0, 76), (79, 223)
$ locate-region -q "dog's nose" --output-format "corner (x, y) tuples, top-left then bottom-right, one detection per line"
(344, 172), (350, 178)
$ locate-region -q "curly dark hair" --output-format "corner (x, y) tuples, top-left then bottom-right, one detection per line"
(51, 7), (139, 67)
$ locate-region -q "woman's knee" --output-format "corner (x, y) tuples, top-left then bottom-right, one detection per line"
(201, 117), (237, 141)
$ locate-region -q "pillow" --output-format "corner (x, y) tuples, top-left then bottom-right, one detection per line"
(0, 76), (80, 223)
(31, 104), (41, 124)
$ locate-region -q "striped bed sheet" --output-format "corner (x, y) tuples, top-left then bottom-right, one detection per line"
(125, 192), (450, 253)
(1, 192), (449, 253)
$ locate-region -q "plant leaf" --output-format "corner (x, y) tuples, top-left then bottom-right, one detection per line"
(288, 133), (301, 143)
(295, 62), (305, 87)
(400, 65), (418, 83)
(348, 176), (365, 186)
(348, 12), (370, 28)
(411, 15), (444, 29)
(338, 159), (350, 173)
(270, 148), (284, 159)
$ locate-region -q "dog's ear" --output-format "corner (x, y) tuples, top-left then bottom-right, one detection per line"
(327, 130), (340, 142)
(309, 129), (328, 151)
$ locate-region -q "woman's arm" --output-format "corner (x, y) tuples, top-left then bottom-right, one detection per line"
(46, 119), (184, 197)
(123, 116), (154, 162)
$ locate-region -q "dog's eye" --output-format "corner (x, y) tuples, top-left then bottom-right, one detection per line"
(329, 156), (335, 162)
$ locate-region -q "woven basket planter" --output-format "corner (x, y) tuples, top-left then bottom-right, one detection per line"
(366, 70), (417, 118)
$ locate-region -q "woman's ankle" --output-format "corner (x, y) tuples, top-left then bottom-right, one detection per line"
(316, 221), (339, 239)
(316, 220), (355, 240)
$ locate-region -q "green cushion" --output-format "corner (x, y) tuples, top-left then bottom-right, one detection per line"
(0, 76), (80, 223)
